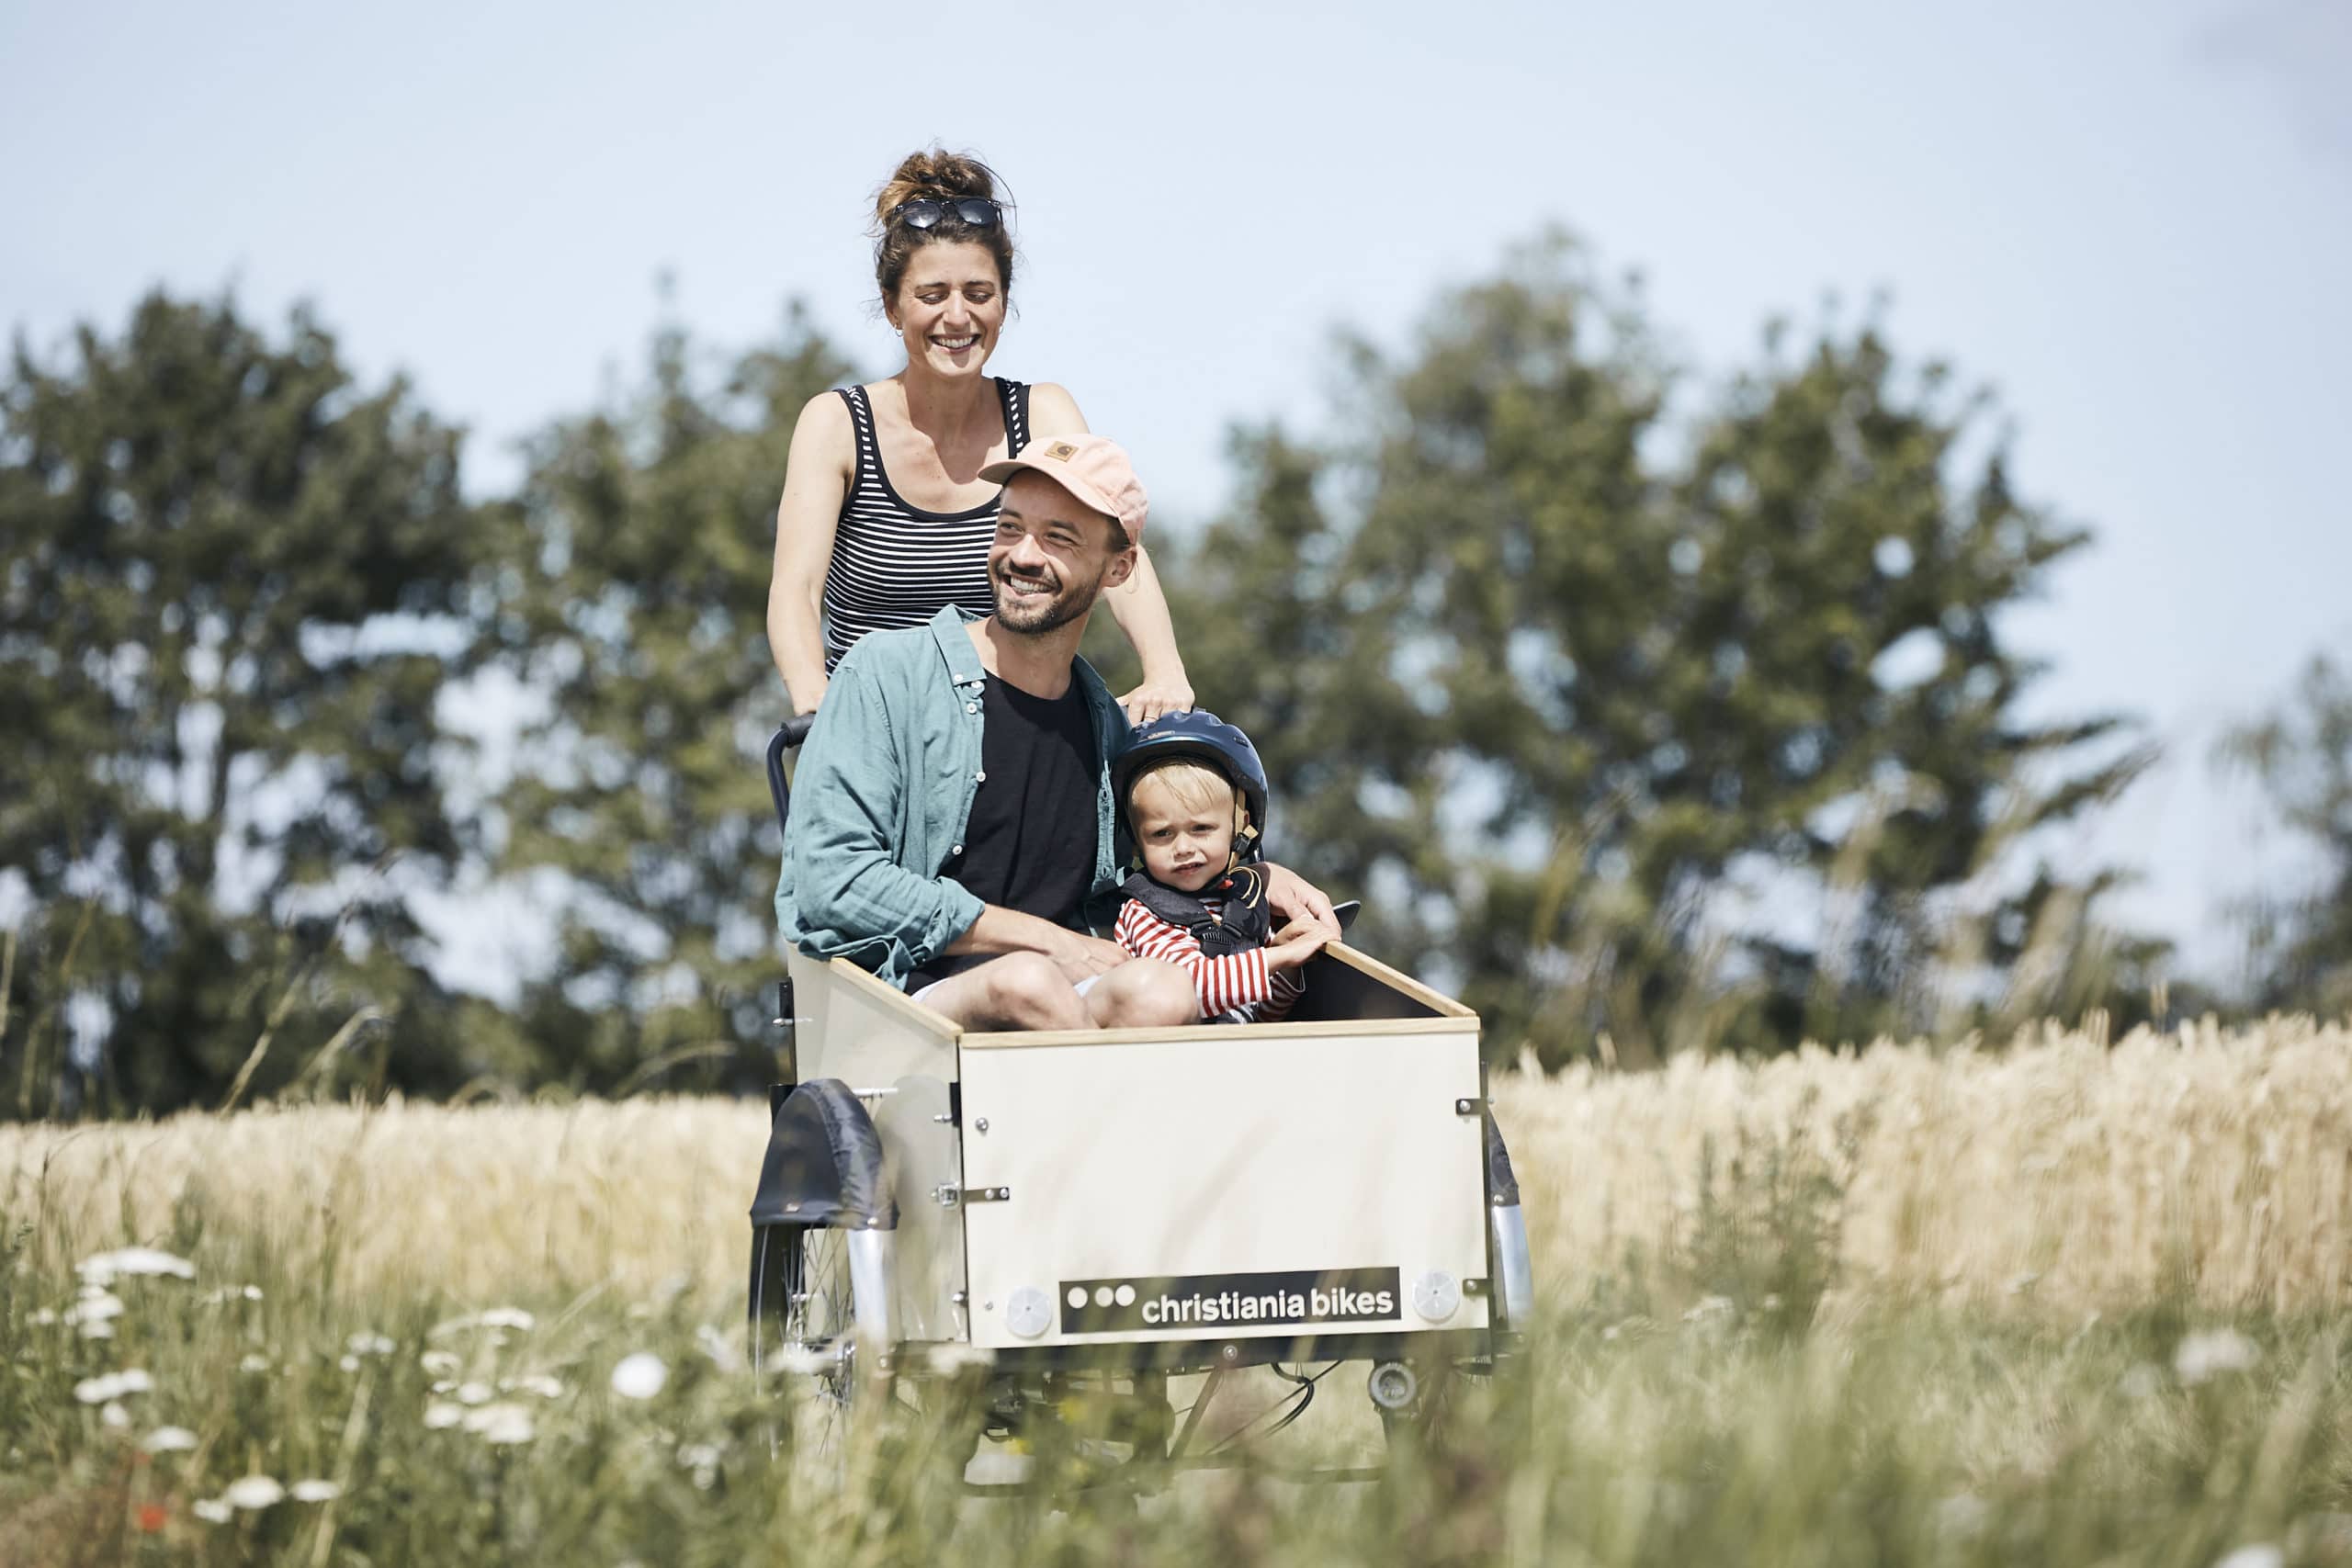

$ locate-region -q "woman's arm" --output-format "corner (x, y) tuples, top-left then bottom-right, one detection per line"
(766, 392), (855, 715)
(1029, 383), (1194, 723)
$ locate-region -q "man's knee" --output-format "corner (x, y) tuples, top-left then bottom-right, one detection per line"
(1091, 959), (1198, 1029)
(982, 953), (1084, 1029)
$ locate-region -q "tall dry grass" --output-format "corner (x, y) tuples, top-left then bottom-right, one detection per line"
(6, 1015), (2348, 1312)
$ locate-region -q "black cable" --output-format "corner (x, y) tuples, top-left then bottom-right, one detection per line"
(1206, 1362), (1341, 1452)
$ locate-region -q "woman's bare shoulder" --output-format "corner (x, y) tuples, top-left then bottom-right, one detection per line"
(792, 386), (854, 432)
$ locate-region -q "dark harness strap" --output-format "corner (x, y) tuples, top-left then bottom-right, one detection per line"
(1120, 865), (1272, 958)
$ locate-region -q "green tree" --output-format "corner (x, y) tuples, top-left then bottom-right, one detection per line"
(0, 293), (499, 1115)
(492, 308), (852, 1092)
(1161, 238), (2154, 1063)
(2215, 652), (2352, 1017)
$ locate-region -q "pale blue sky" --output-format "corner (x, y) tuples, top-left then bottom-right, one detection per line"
(5, 0), (2346, 987)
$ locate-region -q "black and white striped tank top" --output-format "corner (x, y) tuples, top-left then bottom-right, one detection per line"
(820, 378), (1032, 671)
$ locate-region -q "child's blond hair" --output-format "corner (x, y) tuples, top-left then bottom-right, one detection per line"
(1126, 759), (1245, 826)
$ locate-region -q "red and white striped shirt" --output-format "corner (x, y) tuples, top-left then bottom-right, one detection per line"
(1114, 896), (1307, 1023)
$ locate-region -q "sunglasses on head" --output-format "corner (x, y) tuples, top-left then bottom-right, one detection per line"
(888, 197), (1003, 231)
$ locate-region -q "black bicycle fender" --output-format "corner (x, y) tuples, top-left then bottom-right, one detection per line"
(748, 1077), (897, 1230)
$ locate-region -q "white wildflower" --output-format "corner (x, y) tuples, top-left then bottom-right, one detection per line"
(78, 1319), (116, 1341)
(423, 1402), (463, 1430)
(456, 1381), (492, 1405)
(678, 1441), (720, 1490)
(924, 1342), (996, 1375)
(2212, 1546), (2284, 1568)
(420, 1350), (461, 1377)
(2176, 1328), (2260, 1386)
(772, 1343), (833, 1377)
(223, 1474), (285, 1510)
(27, 1308), (58, 1326)
(502, 1374), (564, 1400)
(1681, 1294), (1735, 1324)
(238, 1354), (271, 1373)
(65, 1290), (125, 1326)
(338, 1356), (360, 1372)
(77, 1248), (196, 1286)
(695, 1324), (741, 1372)
(191, 1497), (233, 1524)
(610, 1352), (667, 1400)
(74, 1370), (153, 1404)
(346, 1332), (395, 1358)
(201, 1285), (264, 1304)
(290, 1479), (341, 1503)
(142, 1426), (198, 1453)
(102, 1401), (130, 1429)
(430, 1380), (457, 1394)
(464, 1403), (536, 1445)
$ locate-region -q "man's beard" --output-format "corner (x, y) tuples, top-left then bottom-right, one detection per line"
(989, 556), (1102, 635)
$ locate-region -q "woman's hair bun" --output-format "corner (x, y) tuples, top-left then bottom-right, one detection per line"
(872, 147), (1002, 228)
(867, 146), (1019, 307)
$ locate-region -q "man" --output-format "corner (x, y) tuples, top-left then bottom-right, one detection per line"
(776, 434), (1340, 1031)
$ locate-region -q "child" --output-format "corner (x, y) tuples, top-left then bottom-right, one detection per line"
(1110, 712), (1330, 1023)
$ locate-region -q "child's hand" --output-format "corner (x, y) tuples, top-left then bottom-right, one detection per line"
(1272, 911), (1344, 948)
(1263, 927), (1331, 973)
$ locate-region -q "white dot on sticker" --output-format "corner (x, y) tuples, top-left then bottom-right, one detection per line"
(1114, 1284), (1136, 1307)
(1093, 1286), (1114, 1308)
(1067, 1287), (1087, 1309)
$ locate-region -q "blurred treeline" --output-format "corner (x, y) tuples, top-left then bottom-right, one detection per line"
(4, 243), (2346, 1115)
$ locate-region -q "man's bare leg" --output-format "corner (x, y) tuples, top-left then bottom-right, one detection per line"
(1083, 959), (1198, 1029)
(915, 954), (1197, 1032)
(913, 953), (1091, 1032)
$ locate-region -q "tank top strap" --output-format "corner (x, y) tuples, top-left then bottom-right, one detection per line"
(835, 384), (881, 490)
(996, 377), (1033, 457)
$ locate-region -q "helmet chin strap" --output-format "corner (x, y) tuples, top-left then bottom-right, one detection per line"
(1225, 806), (1259, 873)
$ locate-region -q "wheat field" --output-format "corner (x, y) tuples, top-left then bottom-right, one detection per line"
(8, 1017), (2352, 1565)
(6, 1015), (2347, 1313)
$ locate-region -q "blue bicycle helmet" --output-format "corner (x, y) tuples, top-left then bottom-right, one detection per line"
(1112, 709), (1271, 864)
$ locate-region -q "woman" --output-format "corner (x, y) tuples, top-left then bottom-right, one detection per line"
(766, 148), (1193, 721)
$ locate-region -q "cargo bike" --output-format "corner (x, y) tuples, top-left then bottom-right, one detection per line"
(747, 716), (1533, 1491)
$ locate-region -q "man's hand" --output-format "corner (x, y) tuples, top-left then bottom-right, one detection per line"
(1261, 863), (1340, 941)
(945, 905), (1132, 987)
(1035, 925), (1133, 987)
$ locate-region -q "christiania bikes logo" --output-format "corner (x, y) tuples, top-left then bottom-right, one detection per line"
(1058, 1267), (1401, 1335)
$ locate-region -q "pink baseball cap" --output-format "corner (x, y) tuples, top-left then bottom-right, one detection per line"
(980, 434), (1148, 547)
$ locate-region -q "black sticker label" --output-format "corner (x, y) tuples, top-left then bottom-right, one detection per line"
(1057, 1268), (1402, 1334)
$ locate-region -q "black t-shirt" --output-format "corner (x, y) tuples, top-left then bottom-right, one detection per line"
(908, 671), (1099, 990)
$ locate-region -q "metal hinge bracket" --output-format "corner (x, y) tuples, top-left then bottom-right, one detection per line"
(933, 1184), (1012, 1208)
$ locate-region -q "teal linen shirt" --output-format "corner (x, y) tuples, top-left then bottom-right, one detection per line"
(775, 605), (1132, 989)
